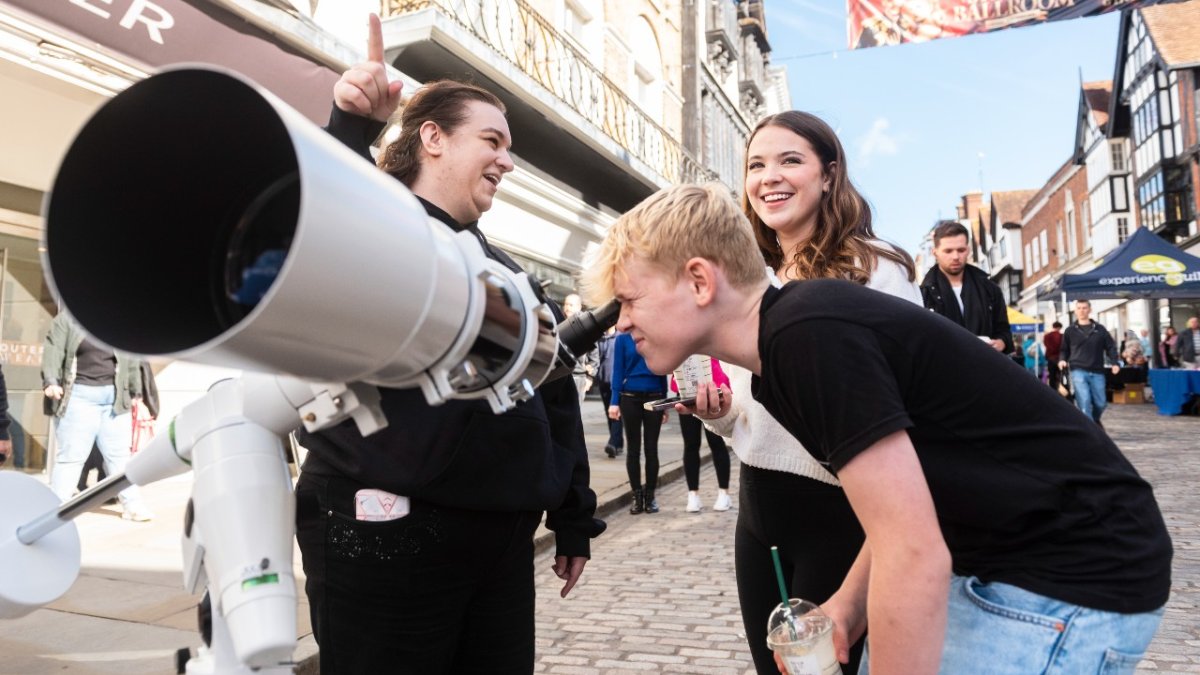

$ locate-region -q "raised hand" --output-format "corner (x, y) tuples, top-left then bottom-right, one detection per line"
(332, 13), (404, 122)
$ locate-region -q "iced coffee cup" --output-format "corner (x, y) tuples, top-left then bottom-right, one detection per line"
(766, 599), (841, 675)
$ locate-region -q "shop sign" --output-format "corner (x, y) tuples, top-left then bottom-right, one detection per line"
(0, 0), (339, 122)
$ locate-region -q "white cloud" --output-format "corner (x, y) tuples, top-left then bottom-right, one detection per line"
(855, 117), (903, 166)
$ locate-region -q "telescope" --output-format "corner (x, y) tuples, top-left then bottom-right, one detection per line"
(0, 66), (618, 674)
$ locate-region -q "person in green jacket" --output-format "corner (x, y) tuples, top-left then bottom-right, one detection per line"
(41, 312), (152, 521)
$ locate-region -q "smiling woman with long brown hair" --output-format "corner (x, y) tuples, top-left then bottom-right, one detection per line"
(700, 110), (919, 674)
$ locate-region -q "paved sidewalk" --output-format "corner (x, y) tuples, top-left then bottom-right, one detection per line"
(2, 401), (1196, 673)
(0, 396), (695, 674)
(529, 402), (1200, 674)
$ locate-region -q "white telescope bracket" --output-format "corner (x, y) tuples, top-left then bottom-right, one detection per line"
(1, 373), (390, 674)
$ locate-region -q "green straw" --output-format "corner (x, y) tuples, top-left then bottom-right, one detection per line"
(770, 546), (797, 640)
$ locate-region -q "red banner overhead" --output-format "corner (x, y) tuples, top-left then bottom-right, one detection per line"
(848, 0), (1177, 48)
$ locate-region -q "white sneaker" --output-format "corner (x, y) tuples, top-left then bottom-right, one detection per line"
(712, 491), (732, 512)
(685, 491), (702, 513)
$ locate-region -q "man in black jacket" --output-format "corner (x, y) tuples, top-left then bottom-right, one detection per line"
(920, 221), (1013, 354)
(1058, 299), (1120, 425)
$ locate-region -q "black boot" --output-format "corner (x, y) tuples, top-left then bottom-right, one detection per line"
(644, 489), (659, 514)
(629, 487), (645, 515)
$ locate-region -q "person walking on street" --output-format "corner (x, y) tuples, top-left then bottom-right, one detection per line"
(41, 312), (152, 521)
(920, 220), (1013, 354)
(1044, 321), (1063, 391)
(593, 326), (624, 457)
(671, 359), (732, 513)
(609, 331), (667, 515)
(1022, 333), (1044, 379)
(563, 293), (596, 403)
(1058, 299), (1120, 425)
(0, 365), (11, 466)
(1175, 316), (1200, 369)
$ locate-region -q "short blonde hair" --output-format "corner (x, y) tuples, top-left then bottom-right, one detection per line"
(579, 183), (765, 306)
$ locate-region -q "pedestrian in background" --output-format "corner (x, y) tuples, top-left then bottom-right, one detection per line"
(1176, 316), (1200, 369)
(1058, 299), (1120, 425)
(920, 220), (1013, 354)
(609, 330), (667, 515)
(701, 110), (920, 674)
(593, 326), (624, 458)
(670, 359), (732, 513)
(0, 364), (11, 466)
(563, 293), (596, 404)
(1122, 329), (1148, 370)
(1022, 333), (1044, 379)
(1044, 321), (1064, 391)
(1159, 325), (1179, 368)
(41, 312), (152, 521)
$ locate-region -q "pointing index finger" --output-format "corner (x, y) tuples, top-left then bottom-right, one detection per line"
(367, 13), (384, 64)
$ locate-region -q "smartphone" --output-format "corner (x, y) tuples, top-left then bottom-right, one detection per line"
(644, 396), (695, 411)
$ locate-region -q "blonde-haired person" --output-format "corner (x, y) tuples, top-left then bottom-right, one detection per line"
(579, 182), (1170, 675)
(295, 15), (603, 674)
(714, 111), (920, 674)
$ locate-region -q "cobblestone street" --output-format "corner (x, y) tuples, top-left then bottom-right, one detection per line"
(534, 403), (1200, 673)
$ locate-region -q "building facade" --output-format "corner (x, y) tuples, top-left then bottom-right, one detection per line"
(1018, 159), (1091, 325)
(1109, 2), (1200, 337)
(983, 189), (1037, 306)
(0, 0), (788, 472)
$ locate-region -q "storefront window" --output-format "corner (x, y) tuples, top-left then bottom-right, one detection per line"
(0, 231), (56, 472)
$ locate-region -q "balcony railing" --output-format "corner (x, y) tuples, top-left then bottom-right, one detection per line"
(382, 0), (715, 185)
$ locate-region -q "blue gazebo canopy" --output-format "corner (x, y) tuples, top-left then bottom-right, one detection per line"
(1037, 227), (1200, 300)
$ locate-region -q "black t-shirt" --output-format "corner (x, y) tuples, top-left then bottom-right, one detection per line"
(74, 335), (116, 385)
(751, 280), (1172, 613)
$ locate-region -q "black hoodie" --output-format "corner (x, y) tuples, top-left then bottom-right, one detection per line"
(297, 107), (605, 557)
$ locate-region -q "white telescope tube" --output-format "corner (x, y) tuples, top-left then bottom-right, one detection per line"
(43, 66), (556, 412)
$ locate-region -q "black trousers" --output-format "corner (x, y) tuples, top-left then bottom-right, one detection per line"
(735, 465), (865, 675)
(597, 381), (623, 449)
(679, 413), (730, 490)
(1047, 360), (1062, 392)
(295, 472), (541, 674)
(619, 391), (664, 491)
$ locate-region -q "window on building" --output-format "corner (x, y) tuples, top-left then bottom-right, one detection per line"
(1025, 242), (1033, 274)
(561, 0), (598, 57)
(1080, 200), (1090, 250)
(1111, 176), (1128, 211)
(1055, 221), (1065, 264)
(1039, 231), (1049, 269)
(1117, 217), (1130, 243)
(630, 17), (662, 116)
(1111, 142), (1126, 172)
(1066, 209), (1078, 259)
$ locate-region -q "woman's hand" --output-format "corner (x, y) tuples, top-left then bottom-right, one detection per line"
(333, 14), (404, 122)
(607, 405), (620, 420)
(679, 381), (732, 420)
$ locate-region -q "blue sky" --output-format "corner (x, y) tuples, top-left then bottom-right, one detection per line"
(767, 0), (1123, 253)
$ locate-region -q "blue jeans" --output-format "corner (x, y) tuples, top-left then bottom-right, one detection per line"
(859, 575), (1163, 674)
(1071, 369), (1108, 422)
(49, 384), (144, 508)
